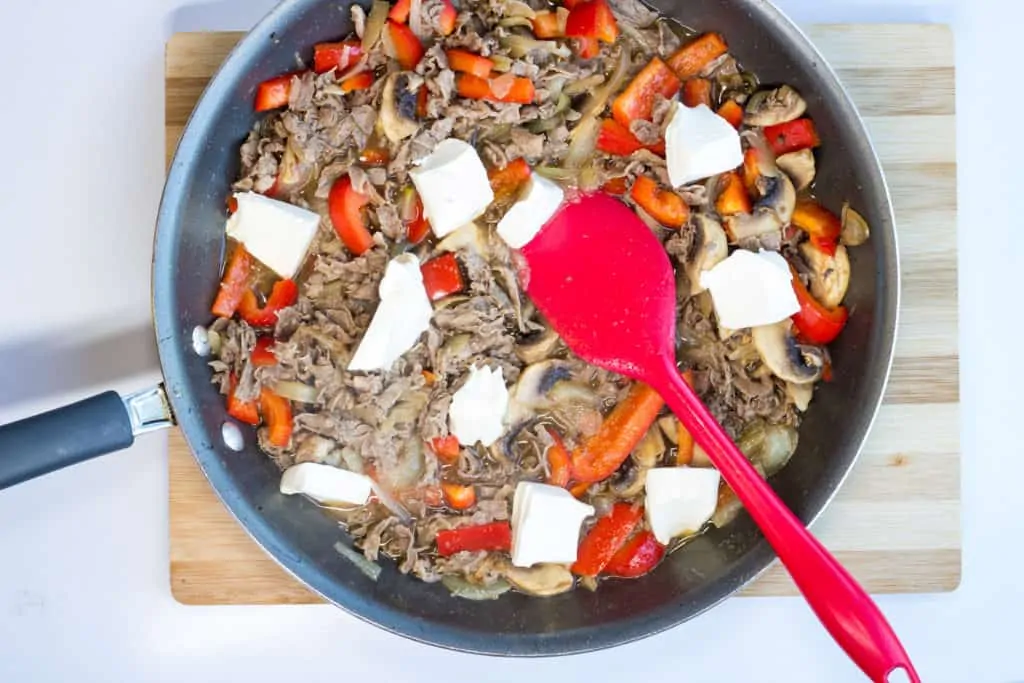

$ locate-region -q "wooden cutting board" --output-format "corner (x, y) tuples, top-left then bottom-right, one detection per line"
(166, 25), (959, 604)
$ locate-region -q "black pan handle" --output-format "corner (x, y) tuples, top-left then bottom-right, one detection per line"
(0, 385), (174, 490)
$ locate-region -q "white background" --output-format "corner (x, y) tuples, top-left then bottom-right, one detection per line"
(0, 0), (1018, 681)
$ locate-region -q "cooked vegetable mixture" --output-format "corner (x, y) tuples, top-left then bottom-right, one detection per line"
(206, 0), (870, 598)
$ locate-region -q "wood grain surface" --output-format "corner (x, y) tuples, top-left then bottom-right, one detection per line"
(165, 25), (959, 605)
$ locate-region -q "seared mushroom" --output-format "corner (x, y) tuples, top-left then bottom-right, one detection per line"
(786, 381), (814, 412)
(509, 360), (597, 421)
(743, 85), (807, 127)
(799, 242), (850, 309)
(632, 425), (665, 468)
(515, 325), (560, 364)
(776, 149), (816, 191)
(657, 415), (679, 445)
(724, 134), (796, 243)
(379, 72), (420, 143)
(841, 202), (871, 246)
(751, 322), (825, 385)
(505, 563), (575, 596)
(685, 214), (729, 295)
(437, 221), (488, 255)
(611, 460), (648, 498)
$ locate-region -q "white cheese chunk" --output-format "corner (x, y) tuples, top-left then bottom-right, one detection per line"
(410, 138), (494, 238)
(347, 254), (433, 372)
(225, 192), (319, 278)
(448, 365), (510, 447)
(511, 482), (595, 568)
(280, 462), (373, 506)
(496, 173), (564, 248)
(699, 249), (800, 330)
(645, 467), (722, 545)
(665, 102), (744, 188)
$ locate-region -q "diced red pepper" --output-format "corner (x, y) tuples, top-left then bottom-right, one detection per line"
(675, 370), (695, 465)
(254, 73), (301, 112)
(682, 77), (713, 108)
(562, 0), (583, 8)
(340, 71), (374, 93)
(572, 503), (643, 576)
(405, 192), (431, 244)
(422, 370), (438, 385)
(237, 279), (299, 328)
(416, 85), (428, 118)
(666, 32), (728, 79)
(359, 145), (390, 166)
(227, 195), (239, 215)
(436, 522), (512, 556)
(389, 0), (412, 22)
(488, 157), (532, 201)
(763, 118), (821, 157)
(313, 41), (363, 74)
(386, 19), (425, 70)
(226, 374), (260, 425)
(791, 271), (849, 345)
(442, 482), (477, 510)
(715, 171), (752, 216)
(791, 199), (841, 256)
(575, 36), (600, 59)
(211, 246), (255, 318)
(631, 176), (689, 229)
(250, 337), (277, 367)
(532, 11), (563, 38)
(717, 99), (744, 129)
(611, 58), (681, 130)
(565, 0), (618, 43)
(604, 530), (665, 578)
(569, 481), (591, 498)
(545, 427), (572, 488)
(430, 435), (461, 464)
(420, 253), (465, 301)
(596, 118), (665, 157)
(260, 387), (293, 447)
(437, 0), (457, 36)
(601, 176), (629, 195)
(571, 382), (665, 483)
(456, 74), (535, 104)
(328, 176), (374, 256)
(445, 49), (494, 78)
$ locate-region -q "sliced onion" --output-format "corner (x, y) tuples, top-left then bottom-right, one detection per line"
(578, 48), (630, 121)
(272, 381), (319, 404)
(500, 35), (571, 60)
(490, 54), (514, 72)
(442, 576), (512, 600)
(398, 185), (419, 222)
(334, 541), (382, 581)
(564, 115), (599, 169)
(362, 0), (389, 51)
(564, 74), (605, 97)
(498, 16), (534, 28)
(370, 481), (413, 524)
(506, 0), (537, 18)
(534, 166), (575, 181)
(841, 202), (871, 246)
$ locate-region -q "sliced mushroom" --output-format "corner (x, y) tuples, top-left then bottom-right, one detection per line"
(786, 381), (814, 412)
(724, 140), (796, 243)
(515, 325), (560, 364)
(743, 85), (807, 127)
(657, 415), (679, 445)
(632, 425), (665, 468)
(776, 149), (816, 191)
(379, 72), (420, 143)
(685, 214), (729, 295)
(505, 564), (575, 596)
(800, 242), (850, 309)
(437, 221), (489, 255)
(751, 322), (825, 385)
(509, 360), (595, 422)
(611, 460), (648, 498)
(841, 202), (871, 246)
(691, 443), (712, 468)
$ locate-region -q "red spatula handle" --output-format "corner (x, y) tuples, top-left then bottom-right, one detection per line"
(649, 355), (919, 683)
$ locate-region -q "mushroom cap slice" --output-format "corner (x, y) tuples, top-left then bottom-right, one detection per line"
(504, 563), (575, 597)
(743, 85), (808, 127)
(776, 149), (816, 192)
(752, 322), (825, 385)
(686, 214), (729, 295)
(799, 242), (850, 309)
(379, 72), (420, 143)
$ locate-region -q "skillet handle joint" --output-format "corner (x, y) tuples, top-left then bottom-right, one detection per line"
(122, 384), (175, 436)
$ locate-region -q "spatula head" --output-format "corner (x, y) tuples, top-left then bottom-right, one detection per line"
(519, 192), (677, 381)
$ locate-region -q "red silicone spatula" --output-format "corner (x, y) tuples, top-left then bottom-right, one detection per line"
(519, 192), (918, 683)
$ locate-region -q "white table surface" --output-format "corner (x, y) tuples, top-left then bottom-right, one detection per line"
(0, 0), (1018, 680)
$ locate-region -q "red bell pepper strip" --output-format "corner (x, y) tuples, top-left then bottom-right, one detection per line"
(532, 11), (563, 38)
(417, 85), (429, 117)
(254, 72), (305, 112)
(405, 193), (431, 244)
(596, 118), (665, 157)
(601, 176), (629, 195)
(682, 77), (713, 108)
(631, 176), (689, 229)
(389, 0), (412, 22)
(250, 337), (277, 367)
(604, 530), (665, 578)
(562, 0), (583, 8)
(436, 521), (512, 556)
(211, 246), (255, 318)
(430, 435), (461, 464)
(456, 74), (536, 104)
(313, 41), (363, 74)
(717, 99), (744, 129)
(420, 253), (465, 302)
(385, 19), (425, 70)
(666, 32), (728, 79)
(445, 49), (494, 78)
(571, 503), (643, 576)
(238, 279), (299, 328)
(675, 370), (695, 465)
(571, 382), (665, 483)
(442, 482), (477, 510)
(575, 36), (600, 59)
(545, 427), (572, 488)
(226, 374), (260, 425)
(437, 0), (457, 35)
(791, 199), (841, 256)
(611, 58), (681, 130)
(565, 0), (618, 43)
(790, 272), (849, 345)
(488, 157), (532, 201)
(715, 171), (752, 216)
(328, 176), (374, 256)
(260, 387), (293, 447)
(340, 71), (374, 93)
(763, 118), (821, 157)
